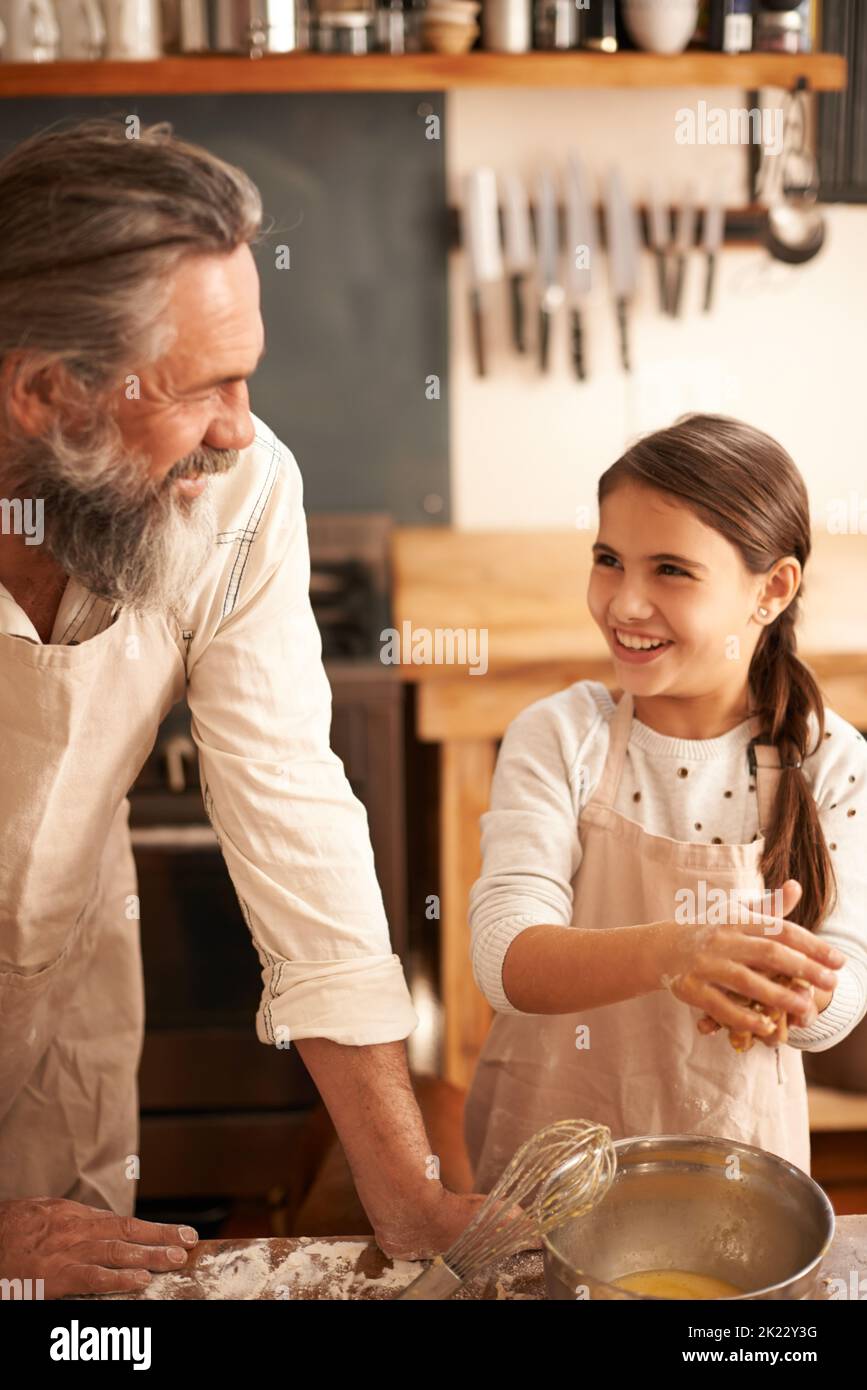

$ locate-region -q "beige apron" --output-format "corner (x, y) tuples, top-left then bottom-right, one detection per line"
(465, 689), (810, 1192)
(0, 598), (186, 1212)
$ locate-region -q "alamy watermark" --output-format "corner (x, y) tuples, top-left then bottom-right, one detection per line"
(824, 1270), (867, 1300)
(50, 1321), (151, 1369)
(0, 498), (44, 546)
(826, 491), (867, 534)
(380, 622), (488, 676)
(1, 1276), (45, 1299)
(676, 101), (784, 157)
(674, 882), (784, 930)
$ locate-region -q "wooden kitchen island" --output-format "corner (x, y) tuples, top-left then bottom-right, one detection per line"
(67, 1216), (867, 1300)
(392, 529), (867, 1089)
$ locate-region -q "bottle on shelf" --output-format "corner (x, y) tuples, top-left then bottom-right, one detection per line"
(534, 0), (579, 50)
(709, 0), (753, 53)
(581, 0), (617, 51)
(754, 7), (803, 54)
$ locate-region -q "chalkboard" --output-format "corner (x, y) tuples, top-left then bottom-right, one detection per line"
(0, 92), (449, 522)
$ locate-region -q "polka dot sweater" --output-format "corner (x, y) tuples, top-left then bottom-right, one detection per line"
(469, 679), (867, 1050)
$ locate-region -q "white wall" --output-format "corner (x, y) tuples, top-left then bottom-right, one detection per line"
(446, 87), (867, 529)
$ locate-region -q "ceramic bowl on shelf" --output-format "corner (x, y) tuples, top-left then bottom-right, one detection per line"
(421, 18), (479, 53)
(424, 0), (480, 19)
(621, 0), (699, 55)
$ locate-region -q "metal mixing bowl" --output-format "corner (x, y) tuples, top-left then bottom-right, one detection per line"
(543, 1135), (834, 1301)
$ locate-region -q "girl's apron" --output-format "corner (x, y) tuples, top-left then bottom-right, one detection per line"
(0, 599), (186, 1212)
(464, 689), (810, 1192)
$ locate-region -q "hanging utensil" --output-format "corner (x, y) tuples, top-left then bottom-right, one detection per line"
(397, 1119), (616, 1300)
(502, 172), (534, 354)
(565, 153), (596, 381)
(535, 168), (564, 373)
(763, 87), (826, 265)
(670, 188), (697, 317)
(701, 196), (725, 313)
(755, 86), (828, 265)
(647, 182), (672, 315)
(463, 167), (504, 377)
(604, 167), (640, 373)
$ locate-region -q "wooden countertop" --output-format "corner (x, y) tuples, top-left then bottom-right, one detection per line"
(74, 1218), (867, 1300)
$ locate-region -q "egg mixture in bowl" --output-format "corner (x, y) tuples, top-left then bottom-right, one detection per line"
(542, 1134), (834, 1301)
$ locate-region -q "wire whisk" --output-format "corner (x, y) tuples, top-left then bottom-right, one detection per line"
(398, 1118), (616, 1299)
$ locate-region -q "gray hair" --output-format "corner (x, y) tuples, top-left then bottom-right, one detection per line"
(0, 117), (264, 462)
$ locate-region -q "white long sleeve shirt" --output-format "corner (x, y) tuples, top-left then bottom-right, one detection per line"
(470, 680), (867, 1052)
(0, 414), (418, 1048)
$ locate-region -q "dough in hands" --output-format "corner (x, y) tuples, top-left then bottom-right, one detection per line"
(725, 975), (812, 1052)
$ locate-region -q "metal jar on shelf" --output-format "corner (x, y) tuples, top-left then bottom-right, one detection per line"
(176, 0), (310, 54)
(481, 0), (531, 52)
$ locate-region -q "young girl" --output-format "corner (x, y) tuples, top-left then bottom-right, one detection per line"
(464, 413), (867, 1189)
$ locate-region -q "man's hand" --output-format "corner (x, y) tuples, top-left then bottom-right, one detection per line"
(0, 1197), (199, 1299)
(295, 1037), (497, 1263)
(372, 1189), (496, 1262)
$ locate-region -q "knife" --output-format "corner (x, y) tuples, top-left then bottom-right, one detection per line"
(463, 167), (504, 377)
(648, 182), (672, 316)
(502, 172), (533, 354)
(670, 190), (697, 318)
(535, 168), (564, 373)
(604, 167), (640, 373)
(565, 153), (596, 381)
(702, 196), (725, 313)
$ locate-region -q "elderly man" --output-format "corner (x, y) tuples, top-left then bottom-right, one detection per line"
(0, 119), (483, 1298)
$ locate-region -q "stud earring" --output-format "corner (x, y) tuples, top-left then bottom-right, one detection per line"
(757, 606), (769, 619)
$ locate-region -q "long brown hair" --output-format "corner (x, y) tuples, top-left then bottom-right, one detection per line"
(598, 412), (837, 931)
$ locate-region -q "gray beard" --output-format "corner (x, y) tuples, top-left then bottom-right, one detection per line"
(5, 436), (240, 615)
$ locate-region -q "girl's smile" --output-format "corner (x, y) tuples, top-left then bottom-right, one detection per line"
(611, 627), (675, 663)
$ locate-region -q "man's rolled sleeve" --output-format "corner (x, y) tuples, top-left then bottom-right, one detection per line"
(186, 441), (418, 1047)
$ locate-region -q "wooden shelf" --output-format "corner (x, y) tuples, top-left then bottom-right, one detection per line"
(0, 50), (847, 98)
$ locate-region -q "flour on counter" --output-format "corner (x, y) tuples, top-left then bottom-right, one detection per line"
(196, 1244), (273, 1299)
(72, 1237), (545, 1300)
(269, 1239), (419, 1301)
(140, 1272), (188, 1301)
(137, 1242), (273, 1300)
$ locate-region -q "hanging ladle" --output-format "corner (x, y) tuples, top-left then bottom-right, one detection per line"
(763, 85), (826, 266)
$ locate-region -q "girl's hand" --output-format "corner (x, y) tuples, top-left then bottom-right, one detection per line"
(659, 880), (844, 1046)
(696, 976), (816, 1049)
